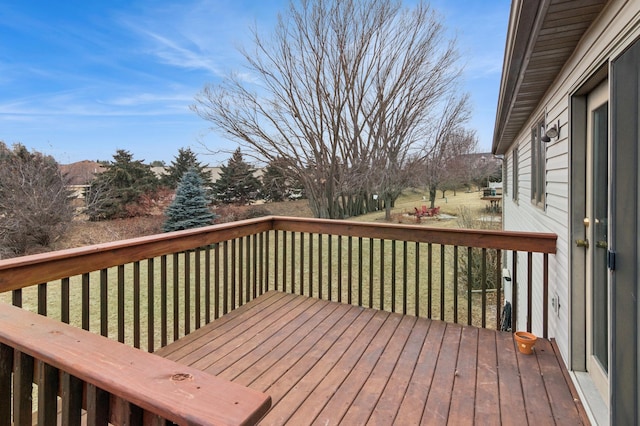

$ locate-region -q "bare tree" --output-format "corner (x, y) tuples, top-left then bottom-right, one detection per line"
(421, 128), (477, 208)
(193, 0), (468, 219)
(0, 142), (75, 257)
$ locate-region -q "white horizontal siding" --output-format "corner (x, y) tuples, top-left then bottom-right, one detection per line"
(501, 0), (640, 366)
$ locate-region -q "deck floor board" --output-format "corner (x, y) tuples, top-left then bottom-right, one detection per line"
(156, 291), (588, 425)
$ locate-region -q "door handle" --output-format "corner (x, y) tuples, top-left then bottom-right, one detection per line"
(595, 240), (608, 249)
(575, 239), (589, 248)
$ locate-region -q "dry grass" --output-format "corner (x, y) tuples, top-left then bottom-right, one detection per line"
(350, 188), (490, 227)
(1, 189), (502, 344)
(1, 189), (502, 412)
(51, 190), (489, 248)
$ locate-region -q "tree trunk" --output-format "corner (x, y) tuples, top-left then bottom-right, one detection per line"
(384, 195), (393, 221)
(429, 186), (437, 209)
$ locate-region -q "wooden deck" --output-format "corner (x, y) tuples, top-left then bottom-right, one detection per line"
(155, 291), (588, 425)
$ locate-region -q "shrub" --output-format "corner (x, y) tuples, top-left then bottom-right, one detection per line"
(456, 207), (500, 291)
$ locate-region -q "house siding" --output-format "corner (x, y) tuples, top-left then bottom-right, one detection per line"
(502, 0), (640, 368)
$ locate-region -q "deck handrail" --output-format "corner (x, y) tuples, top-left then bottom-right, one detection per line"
(271, 216), (556, 253)
(0, 216), (556, 345)
(0, 216), (556, 292)
(0, 217), (273, 293)
(0, 302), (271, 425)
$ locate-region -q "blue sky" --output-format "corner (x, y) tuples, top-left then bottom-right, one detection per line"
(0, 0), (510, 166)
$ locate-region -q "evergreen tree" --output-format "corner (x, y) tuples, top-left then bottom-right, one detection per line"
(86, 149), (159, 220)
(212, 148), (262, 205)
(163, 168), (216, 232)
(161, 147), (212, 189)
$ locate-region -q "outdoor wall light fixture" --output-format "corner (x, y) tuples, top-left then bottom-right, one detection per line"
(542, 121), (560, 142)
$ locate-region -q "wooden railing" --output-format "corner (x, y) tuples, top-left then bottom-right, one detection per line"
(0, 216), (556, 423)
(0, 302), (271, 425)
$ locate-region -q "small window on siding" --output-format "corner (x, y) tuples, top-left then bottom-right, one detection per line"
(531, 119), (546, 208)
(503, 157), (508, 196)
(512, 147), (518, 202)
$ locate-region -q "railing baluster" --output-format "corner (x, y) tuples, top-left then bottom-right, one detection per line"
(214, 243), (221, 319)
(403, 241), (408, 315)
(237, 237), (243, 305)
(246, 236), (252, 301)
(379, 240), (384, 311)
(369, 238), (374, 309)
(231, 240), (237, 310)
(161, 255), (168, 347)
(415, 243), (420, 317)
(223, 241), (229, 315)
(481, 248), (487, 328)
(348, 236), (353, 305)
(82, 273), (89, 331)
(428, 243), (433, 319)
(38, 283), (47, 316)
(511, 251), (518, 332)
(281, 231), (286, 292)
(117, 400), (143, 424)
(318, 234), (323, 300)
(101, 269), (108, 337)
(148, 258), (155, 352)
(391, 240), (396, 312)
(184, 251), (191, 335)
(13, 351), (34, 426)
(61, 372), (83, 425)
(118, 265), (125, 342)
(0, 343), (13, 425)
(358, 237), (363, 307)
(309, 233), (314, 297)
(61, 277), (70, 324)
(12, 289), (22, 308)
(205, 246), (211, 324)
(134, 261), (141, 348)
(527, 252), (533, 333)
(290, 232), (296, 295)
(440, 245), (445, 321)
(338, 235), (343, 303)
(299, 232), (304, 296)
(86, 383), (109, 424)
(173, 253), (179, 342)
(195, 248), (201, 330)
(263, 232), (268, 293)
(467, 247), (472, 326)
(328, 235), (333, 301)
(37, 361), (58, 426)
(496, 250), (502, 330)
(453, 246), (458, 324)
(543, 253), (549, 338)
(253, 234), (258, 298)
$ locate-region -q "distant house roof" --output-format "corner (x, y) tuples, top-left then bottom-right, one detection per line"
(492, 0), (609, 155)
(59, 160), (105, 185)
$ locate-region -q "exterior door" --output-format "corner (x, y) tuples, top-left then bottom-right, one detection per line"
(585, 80), (609, 403)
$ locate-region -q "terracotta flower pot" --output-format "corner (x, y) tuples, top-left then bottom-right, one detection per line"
(514, 331), (537, 355)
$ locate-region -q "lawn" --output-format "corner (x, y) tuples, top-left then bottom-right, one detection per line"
(0, 189), (502, 349)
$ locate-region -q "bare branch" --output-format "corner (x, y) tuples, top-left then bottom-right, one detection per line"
(192, 0), (469, 218)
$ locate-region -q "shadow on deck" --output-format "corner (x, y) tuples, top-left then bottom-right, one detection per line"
(155, 291), (588, 425)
